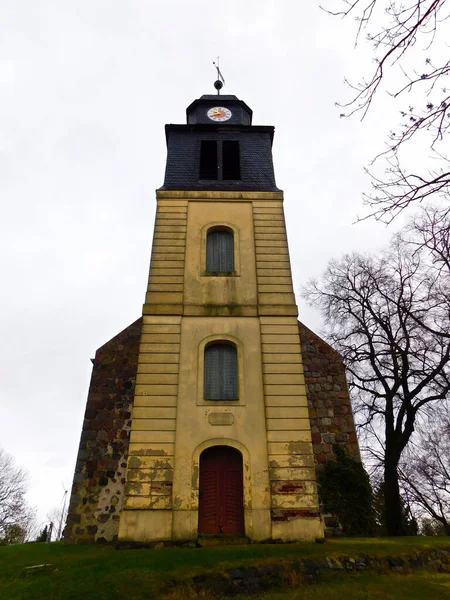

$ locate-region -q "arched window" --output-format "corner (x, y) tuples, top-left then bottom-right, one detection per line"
(206, 229), (234, 273)
(204, 343), (238, 400)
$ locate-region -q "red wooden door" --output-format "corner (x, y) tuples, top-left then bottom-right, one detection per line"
(198, 446), (244, 535)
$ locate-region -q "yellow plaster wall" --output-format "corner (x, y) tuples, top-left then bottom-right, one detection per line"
(119, 191), (323, 543)
(252, 199), (322, 540)
(118, 314), (181, 541)
(252, 200), (297, 315)
(171, 316), (271, 541)
(144, 199), (188, 315)
(183, 200), (258, 315)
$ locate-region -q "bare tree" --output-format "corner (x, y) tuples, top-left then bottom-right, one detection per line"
(303, 224), (450, 535)
(397, 205), (450, 347)
(0, 447), (32, 544)
(420, 517), (447, 535)
(403, 204), (450, 272)
(400, 409), (450, 534)
(324, 0), (450, 223)
(0, 524), (27, 546)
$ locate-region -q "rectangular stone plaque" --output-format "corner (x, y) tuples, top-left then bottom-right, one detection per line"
(208, 413), (234, 426)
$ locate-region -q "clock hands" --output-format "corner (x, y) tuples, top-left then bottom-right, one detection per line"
(207, 107), (232, 122)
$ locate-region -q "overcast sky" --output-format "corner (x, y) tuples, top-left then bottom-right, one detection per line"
(1, 1), (404, 525)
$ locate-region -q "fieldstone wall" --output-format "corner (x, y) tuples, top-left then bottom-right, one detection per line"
(64, 318), (143, 544)
(299, 322), (359, 466)
(299, 322), (359, 536)
(172, 547), (450, 597)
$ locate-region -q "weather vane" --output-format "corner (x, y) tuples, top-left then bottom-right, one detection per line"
(213, 57), (225, 95)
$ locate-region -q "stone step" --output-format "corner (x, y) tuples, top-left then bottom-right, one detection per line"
(197, 536), (250, 547)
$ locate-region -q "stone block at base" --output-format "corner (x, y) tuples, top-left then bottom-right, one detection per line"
(118, 509), (172, 542)
(247, 508), (271, 541)
(271, 517), (324, 542)
(172, 510), (198, 541)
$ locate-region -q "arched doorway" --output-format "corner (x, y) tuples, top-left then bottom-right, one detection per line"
(198, 446), (245, 535)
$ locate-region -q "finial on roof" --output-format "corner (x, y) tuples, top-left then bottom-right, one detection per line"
(213, 57), (225, 95)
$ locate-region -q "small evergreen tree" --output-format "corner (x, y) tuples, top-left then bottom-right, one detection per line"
(318, 445), (376, 536)
(35, 525), (48, 543)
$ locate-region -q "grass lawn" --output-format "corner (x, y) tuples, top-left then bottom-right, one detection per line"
(1, 537), (450, 600)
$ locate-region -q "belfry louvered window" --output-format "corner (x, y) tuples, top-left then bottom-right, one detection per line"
(204, 343), (238, 400)
(199, 141), (218, 179)
(199, 140), (241, 180)
(206, 229), (234, 273)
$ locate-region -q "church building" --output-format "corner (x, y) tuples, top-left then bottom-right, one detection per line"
(65, 86), (359, 545)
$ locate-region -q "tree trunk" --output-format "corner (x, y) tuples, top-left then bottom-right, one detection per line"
(384, 456), (407, 536)
(441, 520), (450, 536)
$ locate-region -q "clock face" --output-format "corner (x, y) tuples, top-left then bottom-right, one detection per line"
(207, 106), (232, 122)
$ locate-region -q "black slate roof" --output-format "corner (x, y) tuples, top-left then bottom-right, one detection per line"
(159, 95), (279, 192)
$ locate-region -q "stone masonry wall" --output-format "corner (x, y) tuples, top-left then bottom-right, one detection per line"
(299, 322), (359, 466)
(66, 317), (358, 543)
(65, 318), (142, 543)
(299, 322), (359, 536)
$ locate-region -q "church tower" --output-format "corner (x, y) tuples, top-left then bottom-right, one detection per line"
(117, 92), (323, 543)
(65, 87), (360, 545)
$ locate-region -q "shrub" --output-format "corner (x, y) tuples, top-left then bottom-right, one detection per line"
(318, 445), (376, 536)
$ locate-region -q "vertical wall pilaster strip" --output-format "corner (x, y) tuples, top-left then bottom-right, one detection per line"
(144, 200), (188, 314)
(259, 316), (319, 514)
(253, 200), (320, 518)
(124, 315), (181, 510)
(125, 198), (188, 511)
(252, 201), (297, 314)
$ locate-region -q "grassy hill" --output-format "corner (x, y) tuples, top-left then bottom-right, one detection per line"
(1, 537), (450, 599)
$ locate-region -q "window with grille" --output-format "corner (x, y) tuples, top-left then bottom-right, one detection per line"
(204, 343), (238, 400)
(206, 229), (234, 273)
